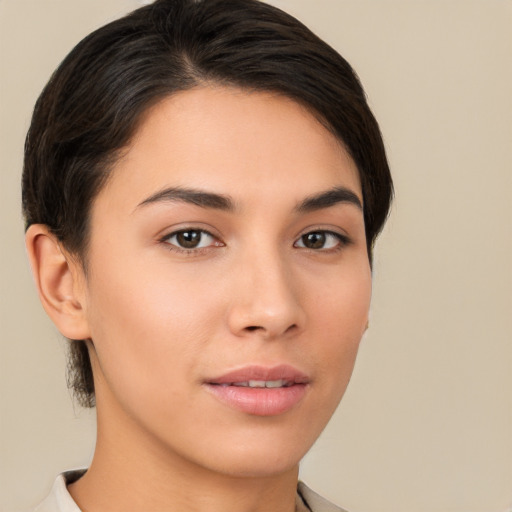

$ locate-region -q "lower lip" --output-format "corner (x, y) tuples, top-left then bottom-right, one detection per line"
(205, 383), (308, 416)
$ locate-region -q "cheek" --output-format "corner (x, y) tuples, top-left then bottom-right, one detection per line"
(306, 263), (371, 394)
(308, 257), (371, 334)
(83, 257), (225, 399)
(88, 247), (220, 330)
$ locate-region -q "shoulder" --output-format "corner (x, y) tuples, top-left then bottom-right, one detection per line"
(297, 481), (350, 512)
(33, 470), (86, 512)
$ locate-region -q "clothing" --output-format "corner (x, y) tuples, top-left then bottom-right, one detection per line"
(298, 482), (349, 512)
(33, 470), (348, 512)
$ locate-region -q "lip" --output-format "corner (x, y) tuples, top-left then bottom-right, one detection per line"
(204, 365), (309, 416)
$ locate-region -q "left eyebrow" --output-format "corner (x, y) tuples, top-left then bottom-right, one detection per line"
(295, 186), (363, 213)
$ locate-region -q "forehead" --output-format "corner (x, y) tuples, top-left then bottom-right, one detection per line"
(97, 86), (361, 211)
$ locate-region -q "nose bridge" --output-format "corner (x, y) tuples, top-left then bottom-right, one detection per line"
(227, 242), (305, 339)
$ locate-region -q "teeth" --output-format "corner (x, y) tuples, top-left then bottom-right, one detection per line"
(264, 379), (286, 388)
(249, 380), (267, 388)
(232, 379), (287, 388)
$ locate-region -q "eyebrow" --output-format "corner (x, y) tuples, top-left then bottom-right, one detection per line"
(135, 185), (362, 213)
(295, 186), (363, 212)
(136, 187), (235, 211)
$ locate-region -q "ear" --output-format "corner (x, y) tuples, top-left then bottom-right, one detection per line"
(25, 224), (91, 340)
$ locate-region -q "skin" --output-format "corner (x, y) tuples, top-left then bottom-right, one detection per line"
(26, 86), (371, 512)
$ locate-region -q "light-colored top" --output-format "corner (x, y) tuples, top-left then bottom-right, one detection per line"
(33, 470), (348, 512)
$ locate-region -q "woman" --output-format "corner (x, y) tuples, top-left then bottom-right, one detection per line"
(23, 0), (392, 510)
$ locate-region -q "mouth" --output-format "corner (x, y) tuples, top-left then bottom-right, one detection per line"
(215, 379), (296, 388)
(204, 365), (309, 416)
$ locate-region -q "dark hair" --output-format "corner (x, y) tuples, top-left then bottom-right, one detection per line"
(22, 0), (393, 408)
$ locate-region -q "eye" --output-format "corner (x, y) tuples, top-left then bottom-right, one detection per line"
(294, 230), (349, 251)
(162, 229), (220, 250)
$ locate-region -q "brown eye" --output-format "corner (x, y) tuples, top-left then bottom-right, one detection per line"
(294, 230), (347, 250)
(301, 232), (326, 249)
(164, 229), (216, 250)
(176, 230), (201, 248)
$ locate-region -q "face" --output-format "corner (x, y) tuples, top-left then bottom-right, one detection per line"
(79, 86), (371, 478)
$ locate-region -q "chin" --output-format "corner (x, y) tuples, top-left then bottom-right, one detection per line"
(211, 455), (301, 479)
(193, 433), (312, 479)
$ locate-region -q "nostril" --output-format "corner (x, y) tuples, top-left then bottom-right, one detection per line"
(243, 323), (298, 335)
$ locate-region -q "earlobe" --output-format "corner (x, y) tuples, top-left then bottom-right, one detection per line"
(25, 224), (91, 340)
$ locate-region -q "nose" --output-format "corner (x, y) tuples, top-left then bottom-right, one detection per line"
(226, 249), (306, 340)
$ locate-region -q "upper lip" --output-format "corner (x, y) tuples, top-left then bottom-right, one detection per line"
(206, 364), (309, 385)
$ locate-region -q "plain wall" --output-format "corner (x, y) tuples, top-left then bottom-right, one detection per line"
(1, 1), (511, 511)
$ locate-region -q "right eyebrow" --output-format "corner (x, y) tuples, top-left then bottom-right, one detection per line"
(135, 186), (236, 212)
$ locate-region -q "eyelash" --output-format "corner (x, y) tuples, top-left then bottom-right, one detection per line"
(159, 228), (351, 254)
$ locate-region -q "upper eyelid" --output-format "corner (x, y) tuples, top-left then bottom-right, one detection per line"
(164, 228), (215, 238)
(159, 225), (219, 241)
(296, 225), (351, 240)
(294, 230), (350, 246)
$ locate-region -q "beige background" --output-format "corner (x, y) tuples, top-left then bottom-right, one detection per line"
(1, 0), (511, 511)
